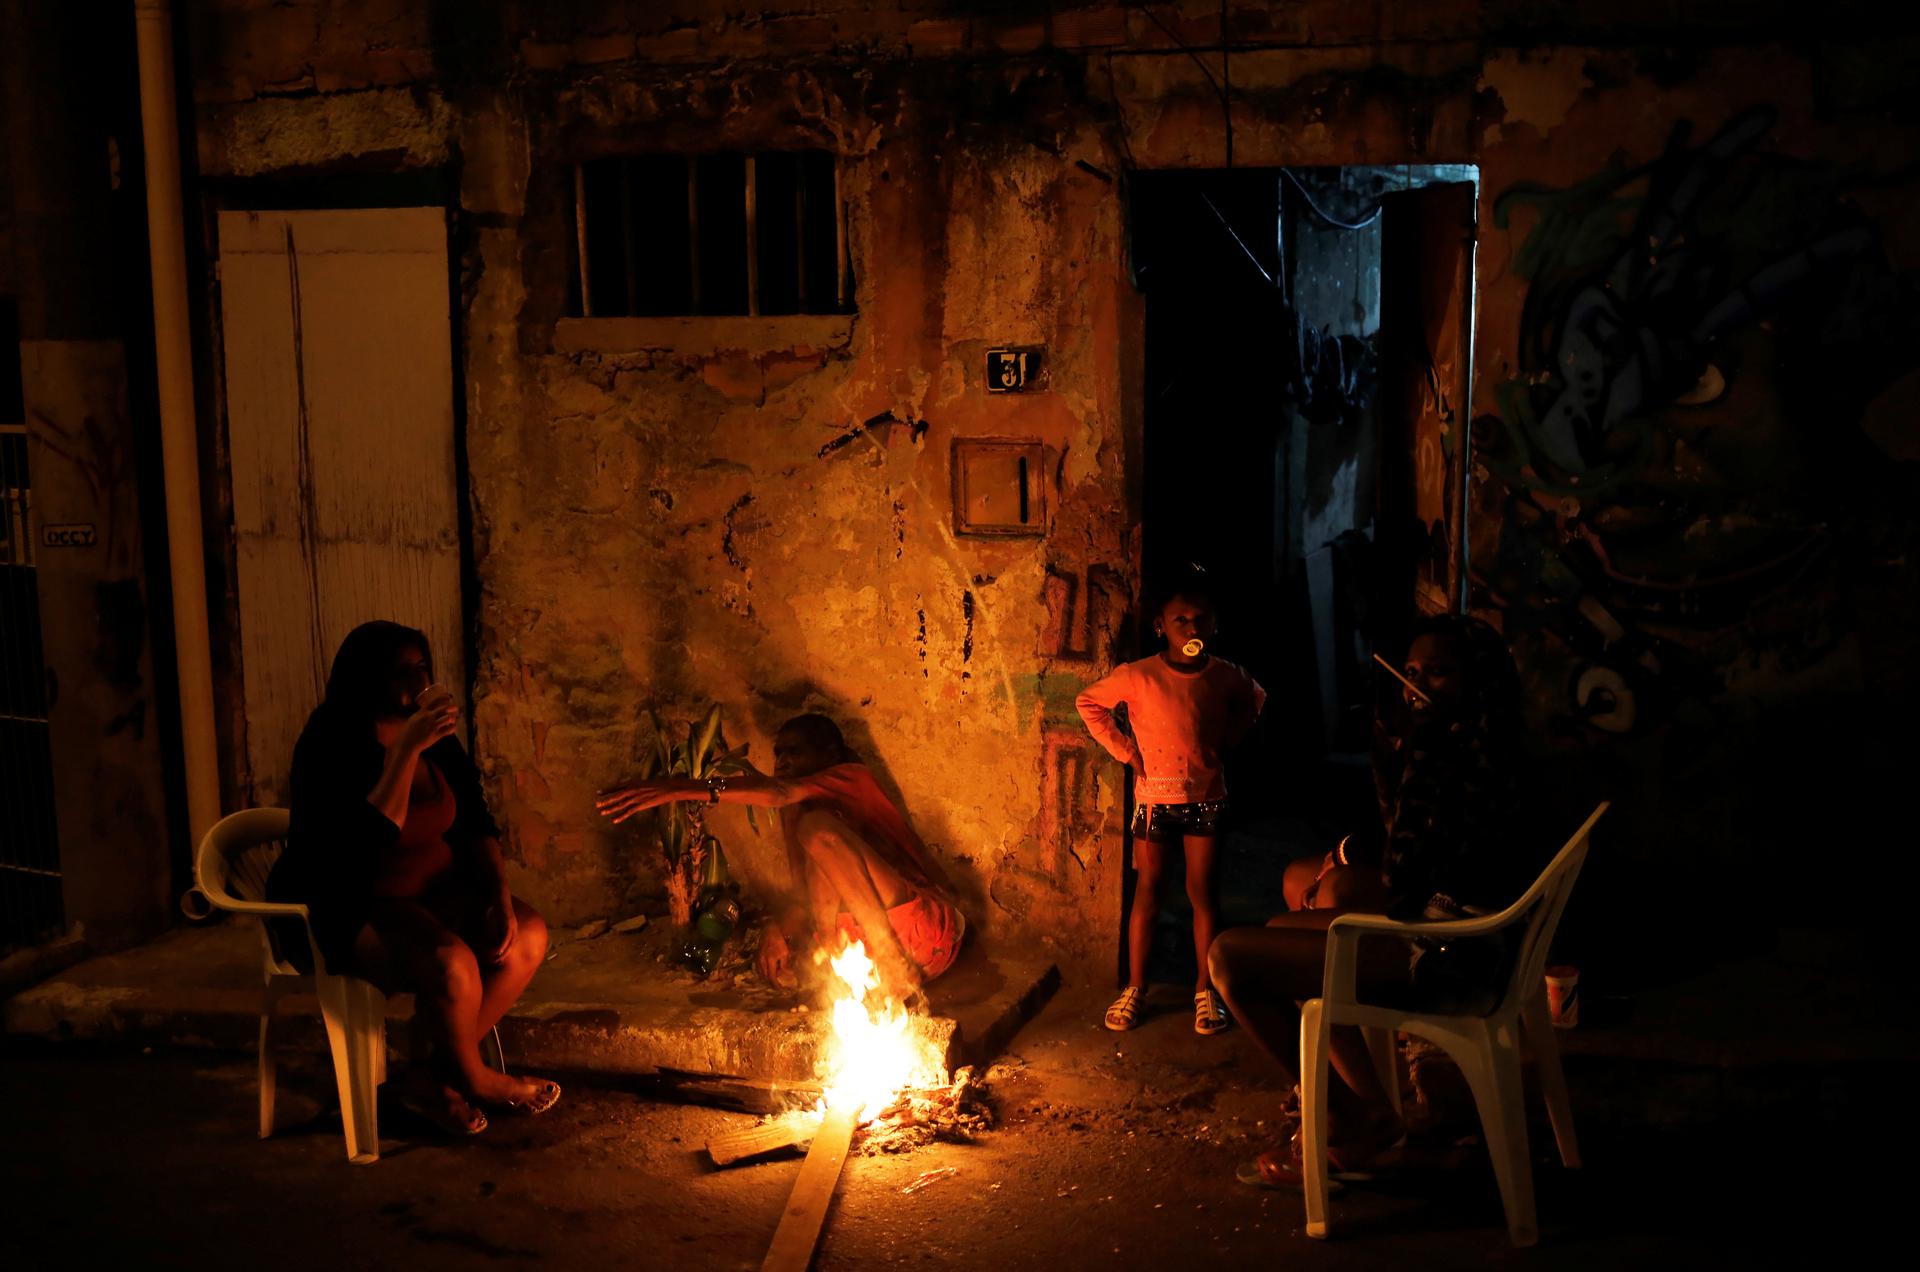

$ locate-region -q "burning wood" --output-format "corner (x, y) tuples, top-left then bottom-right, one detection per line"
(706, 1066), (994, 1166)
(851, 1064), (993, 1154)
(743, 937), (970, 1269)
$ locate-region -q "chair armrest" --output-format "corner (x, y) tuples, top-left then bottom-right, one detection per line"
(200, 890), (311, 922)
(1328, 909), (1517, 940)
(1319, 910), (1512, 1005)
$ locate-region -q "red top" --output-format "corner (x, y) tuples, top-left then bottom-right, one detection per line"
(780, 762), (955, 904)
(1076, 654), (1266, 804)
(371, 759), (457, 898)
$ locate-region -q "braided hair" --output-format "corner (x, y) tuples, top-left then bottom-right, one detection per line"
(1404, 613), (1526, 757)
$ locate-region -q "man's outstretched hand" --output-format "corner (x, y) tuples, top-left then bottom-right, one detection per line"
(595, 780), (687, 824)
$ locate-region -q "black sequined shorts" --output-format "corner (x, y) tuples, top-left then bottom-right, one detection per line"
(1130, 800), (1227, 844)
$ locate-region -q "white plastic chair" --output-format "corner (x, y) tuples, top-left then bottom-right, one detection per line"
(195, 808), (389, 1163)
(1300, 801), (1608, 1246)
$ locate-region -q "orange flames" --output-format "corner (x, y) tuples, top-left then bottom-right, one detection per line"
(816, 938), (942, 1120)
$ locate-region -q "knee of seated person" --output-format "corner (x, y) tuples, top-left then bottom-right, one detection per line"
(1317, 865), (1376, 910)
(1282, 856), (1323, 911)
(794, 808), (855, 855)
(1206, 930), (1249, 993)
(515, 905), (550, 963)
(423, 939), (480, 997)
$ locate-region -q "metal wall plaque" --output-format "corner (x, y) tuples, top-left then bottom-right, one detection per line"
(952, 438), (1045, 538)
(985, 347), (1043, 393)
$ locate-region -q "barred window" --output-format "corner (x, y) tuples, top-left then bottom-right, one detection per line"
(568, 151), (850, 317)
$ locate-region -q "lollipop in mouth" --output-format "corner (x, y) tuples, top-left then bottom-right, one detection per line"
(1181, 638), (1205, 658)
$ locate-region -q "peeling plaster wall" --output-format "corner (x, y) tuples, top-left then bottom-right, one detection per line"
(467, 68), (1140, 944)
(181, 1), (1920, 963)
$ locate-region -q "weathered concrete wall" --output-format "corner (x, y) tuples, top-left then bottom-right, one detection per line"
(179, 0), (1920, 964)
(467, 62), (1139, 942)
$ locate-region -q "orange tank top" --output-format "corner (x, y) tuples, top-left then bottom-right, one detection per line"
(371, 758), (458, 898)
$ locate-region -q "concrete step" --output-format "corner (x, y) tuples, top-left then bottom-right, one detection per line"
(1, 921), (1058, 1089)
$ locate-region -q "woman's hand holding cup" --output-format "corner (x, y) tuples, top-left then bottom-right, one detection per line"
(399, 682), (459, 754)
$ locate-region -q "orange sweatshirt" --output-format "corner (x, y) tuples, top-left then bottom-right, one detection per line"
(1075, 654), (1266, 804)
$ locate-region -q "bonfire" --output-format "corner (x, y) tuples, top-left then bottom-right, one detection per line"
(711, 938), (993, 1271)
(819, 939), (945, 1116)
(706, 937), (992, 1168)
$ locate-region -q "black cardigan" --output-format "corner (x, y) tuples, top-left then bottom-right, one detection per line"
(266, 702), (500, 970)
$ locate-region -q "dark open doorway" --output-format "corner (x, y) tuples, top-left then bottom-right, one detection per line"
(1121, 165), (1480, 990)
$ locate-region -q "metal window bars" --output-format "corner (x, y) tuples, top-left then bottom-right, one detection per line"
(573, 152), (850, 318)
(0, 422), (64, 955)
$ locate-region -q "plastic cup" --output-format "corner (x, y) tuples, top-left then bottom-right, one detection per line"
(1544, 965), (1580, 1029)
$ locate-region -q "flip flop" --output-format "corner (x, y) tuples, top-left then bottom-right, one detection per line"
(1235, 1125), (1406, 1191)
(499, 1078), (563, 1116)
(397, 1082), (489, 1137)
(1235, 1148), (1343, 1192)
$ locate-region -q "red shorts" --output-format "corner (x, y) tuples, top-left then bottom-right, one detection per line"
(834, 892), (966, 981)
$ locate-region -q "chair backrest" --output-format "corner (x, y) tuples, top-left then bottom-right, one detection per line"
(195, 807), (292, 909)
(1490, 802), (1608, 1017)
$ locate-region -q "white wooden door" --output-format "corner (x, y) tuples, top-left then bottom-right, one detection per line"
(218, 208), (462, 804)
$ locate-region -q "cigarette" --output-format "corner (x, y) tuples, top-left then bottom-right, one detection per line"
(1372, 652), (1433, 704)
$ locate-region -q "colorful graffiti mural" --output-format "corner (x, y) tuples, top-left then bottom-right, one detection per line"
(1475, 106), (1920, 741)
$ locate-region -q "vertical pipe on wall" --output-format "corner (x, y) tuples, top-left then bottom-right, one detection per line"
(1456, 190), (1480, 616)
(744, 155), (759, 317)
(687, 157), (702, 313)
(795, 160), (808, 312)
(133, 0), (219, 845)
(833, 158), (848, 312)
(573, 163), (593, 317)
(619, 158), (636, 316)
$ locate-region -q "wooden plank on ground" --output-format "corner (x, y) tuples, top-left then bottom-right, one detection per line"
(761, 1106), (857, 1272)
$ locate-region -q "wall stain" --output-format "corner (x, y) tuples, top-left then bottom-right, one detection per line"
(961, 589), (975, 678)
(816, 410), (929, 458)
(721, 493), (754, 571)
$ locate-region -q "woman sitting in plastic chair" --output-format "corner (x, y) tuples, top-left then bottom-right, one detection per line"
(1211, 613), (1534, 1187)
(267, 620), (561, 1138)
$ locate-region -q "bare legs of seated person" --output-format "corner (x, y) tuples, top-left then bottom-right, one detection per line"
(352, 895), (556, 1134)
(1212, 861), (1403, 1169)
(793, 807), (927, 1006)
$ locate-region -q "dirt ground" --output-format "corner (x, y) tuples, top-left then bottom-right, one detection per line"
(1, 968), (1899, 1270)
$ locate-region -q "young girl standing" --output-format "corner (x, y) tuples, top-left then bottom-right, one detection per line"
(1077, 572), (1266, 1034)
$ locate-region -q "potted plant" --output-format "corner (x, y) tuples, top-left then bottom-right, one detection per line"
(630, 705), (756, 928)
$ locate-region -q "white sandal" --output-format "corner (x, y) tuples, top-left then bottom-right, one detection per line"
(1104, 986), (1145, 1031)
(1194, 988), (1231, 1035)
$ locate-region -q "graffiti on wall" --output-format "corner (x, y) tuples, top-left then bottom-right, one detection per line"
(1477, 106), (1920, 738)
(1037, 724), (1104, 878)
(1039, 562), (1129, 662)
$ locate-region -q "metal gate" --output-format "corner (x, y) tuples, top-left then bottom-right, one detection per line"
(0, 418), (64, 953)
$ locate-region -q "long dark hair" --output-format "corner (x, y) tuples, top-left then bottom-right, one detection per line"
(321, 620), (433, 732)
